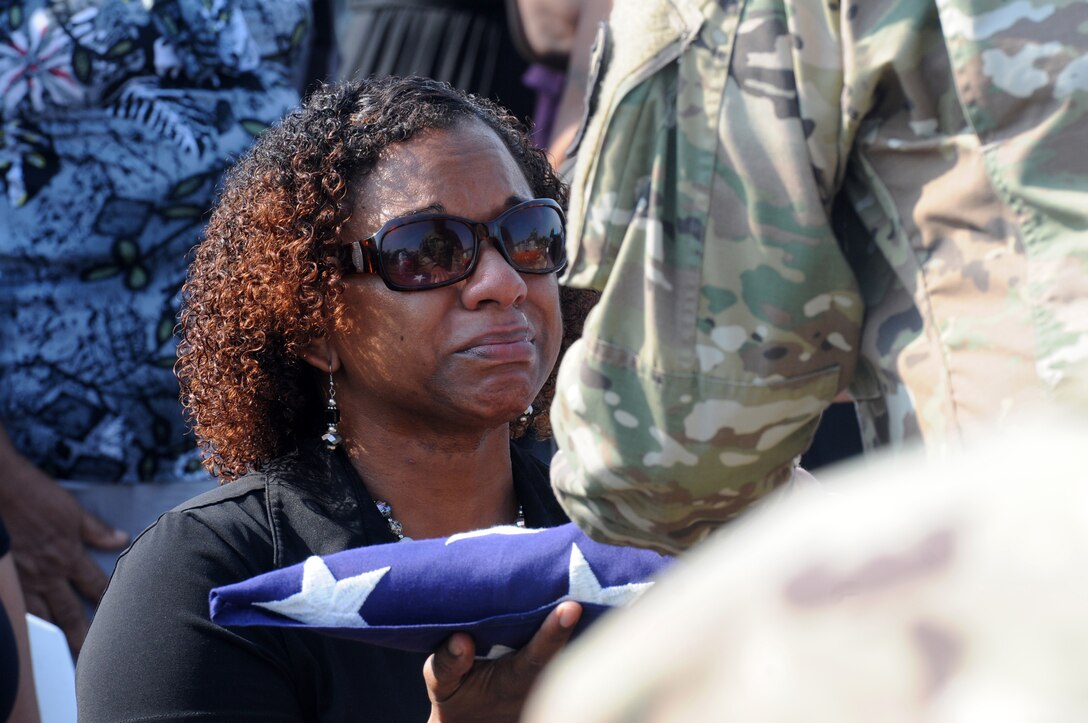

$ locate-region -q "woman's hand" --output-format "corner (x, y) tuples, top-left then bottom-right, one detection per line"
(424, 601), (583, 723)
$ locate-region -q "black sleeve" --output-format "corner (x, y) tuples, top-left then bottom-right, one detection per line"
(76, 504), (304, 722)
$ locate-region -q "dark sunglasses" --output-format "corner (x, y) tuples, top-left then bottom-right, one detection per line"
(339, 198), (567, 291)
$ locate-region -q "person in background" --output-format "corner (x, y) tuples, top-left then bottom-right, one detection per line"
(77, 76), (588, 722)
(527, 409), (1088, 722)
(331, 0), (535, 121)
(509, 0), (611, 168)
(0, 0), (313, 653)
(548, 0), (1088, 555)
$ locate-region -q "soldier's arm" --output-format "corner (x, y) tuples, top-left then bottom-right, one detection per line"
(549, 0), (867, 555)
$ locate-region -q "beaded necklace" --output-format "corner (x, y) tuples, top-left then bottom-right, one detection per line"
(374, 500), (526, 542)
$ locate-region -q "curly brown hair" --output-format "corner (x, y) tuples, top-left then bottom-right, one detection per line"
(177, 76), (593, 481)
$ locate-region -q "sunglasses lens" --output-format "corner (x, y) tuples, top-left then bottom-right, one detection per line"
(500, 205), (566, 272)
(379, 219), (475, 288)
(369, 202), (566, 289)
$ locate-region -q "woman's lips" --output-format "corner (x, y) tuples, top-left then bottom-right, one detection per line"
(458, 339), (535, 362)
(456, 331), (535, 362)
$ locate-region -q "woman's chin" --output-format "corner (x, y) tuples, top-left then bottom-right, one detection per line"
(455, 397), (536, 431)
(456, 381), (538, 417)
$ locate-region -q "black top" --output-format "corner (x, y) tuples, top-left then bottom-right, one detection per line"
(76, 443), (568, 722)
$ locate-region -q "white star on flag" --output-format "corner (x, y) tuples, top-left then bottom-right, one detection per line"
(566, 543), (654, 606)
(254, 556), (389, 628)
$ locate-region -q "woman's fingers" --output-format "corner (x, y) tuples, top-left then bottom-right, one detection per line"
(424, 632), (476, 704)
(512, 601), (582, 672)
(424, 604), (584, 722)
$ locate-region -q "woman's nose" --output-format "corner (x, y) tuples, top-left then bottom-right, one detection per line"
(460, 240), (527, 309)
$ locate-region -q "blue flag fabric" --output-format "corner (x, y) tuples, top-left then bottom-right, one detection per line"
(209, 522), (672, 655)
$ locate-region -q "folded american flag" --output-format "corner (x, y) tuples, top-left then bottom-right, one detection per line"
(209, 522), (672, 655)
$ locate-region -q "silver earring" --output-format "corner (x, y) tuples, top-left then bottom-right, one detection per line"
(517, 404), (533, 425)
(321, 366), (343, 451)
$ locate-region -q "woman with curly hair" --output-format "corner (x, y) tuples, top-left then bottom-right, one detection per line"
(77, 75), (596, 722)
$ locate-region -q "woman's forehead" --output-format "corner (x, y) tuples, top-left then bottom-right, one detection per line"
(352, 120), (533, 231)
(374, 120), (526, 187)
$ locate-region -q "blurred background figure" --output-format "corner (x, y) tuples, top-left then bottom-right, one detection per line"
(511, 0), (609, 169)
(527, 412), (1088, 722)
(329, 0), (617, 172)
(0, 0), (314, 654)
(331, 0), (536, 121)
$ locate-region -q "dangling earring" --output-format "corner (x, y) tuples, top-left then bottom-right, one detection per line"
(321, 365), (343, 451)
(516, 404), (533, 425)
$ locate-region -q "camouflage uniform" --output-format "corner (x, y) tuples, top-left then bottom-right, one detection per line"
(527, 414), (1088, 722)
(550, 0), (1088, 554)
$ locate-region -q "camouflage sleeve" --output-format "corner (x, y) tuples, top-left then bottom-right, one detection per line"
(552, 0), (1088, 555)
(549, 0), (866, 555)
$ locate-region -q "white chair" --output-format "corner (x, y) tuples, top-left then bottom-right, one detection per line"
(25, 614), (77, 723)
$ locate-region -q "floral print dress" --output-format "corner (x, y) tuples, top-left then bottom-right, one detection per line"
(0, 0), (311, 482)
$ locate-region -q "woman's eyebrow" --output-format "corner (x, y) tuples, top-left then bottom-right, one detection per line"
(401, 202), (446, 217)
(402, 195), (529, 218)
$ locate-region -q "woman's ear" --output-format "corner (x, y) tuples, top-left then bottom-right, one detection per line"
(301, 337), (340, 374)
